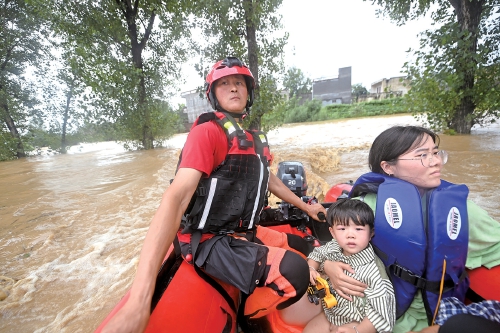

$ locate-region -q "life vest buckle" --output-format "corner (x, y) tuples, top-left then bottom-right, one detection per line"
(196, 186), (207, 196)
(217, 229), (234, 235)
(238, 139), (253, 149)
(239, 219), (250, 229)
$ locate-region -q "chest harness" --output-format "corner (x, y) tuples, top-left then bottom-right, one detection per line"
(349, 172), (469, 323)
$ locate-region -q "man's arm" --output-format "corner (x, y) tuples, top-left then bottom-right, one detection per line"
(102, 168), (202, 333)
(268, 172), (326, 221)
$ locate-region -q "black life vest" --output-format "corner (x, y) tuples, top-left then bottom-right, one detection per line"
(180, 112), (271, 234)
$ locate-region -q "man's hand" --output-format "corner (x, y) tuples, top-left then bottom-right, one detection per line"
(101, 299), (150, 333)
(304, 202), (327, 222)
(268, 173), (327, 220)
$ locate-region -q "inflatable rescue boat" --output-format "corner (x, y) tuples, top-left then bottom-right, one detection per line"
(94, 161), (499, 333)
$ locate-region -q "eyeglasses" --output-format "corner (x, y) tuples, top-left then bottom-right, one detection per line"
(396, 150), (448, 167)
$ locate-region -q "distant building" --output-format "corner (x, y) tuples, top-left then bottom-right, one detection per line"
(355, 76), (411, 103)
(181, 89), (212, 123)
(312, 67), (352, 105)
(370, 76), (410, 97)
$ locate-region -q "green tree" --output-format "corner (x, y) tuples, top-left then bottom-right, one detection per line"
(57, 59), (83, 153)
(283, 98), (322, 123)
(1, 0), (49, 159)
(41, 42), (89, 154)
(193, 0), (288, 130)
(283, 67), (312, 98)
(172, 103), (189, 133)
(43, 0), (194, 149)
(352, 83), (369, 103)
(370, 0), (500, 133)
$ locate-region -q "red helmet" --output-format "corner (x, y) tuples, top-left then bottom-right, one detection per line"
(205, 57), (255, 111)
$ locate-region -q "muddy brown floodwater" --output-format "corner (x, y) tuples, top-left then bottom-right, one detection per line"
(1, 114), (499, 332)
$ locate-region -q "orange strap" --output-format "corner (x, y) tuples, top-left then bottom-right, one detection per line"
(432, 259), (447, 325)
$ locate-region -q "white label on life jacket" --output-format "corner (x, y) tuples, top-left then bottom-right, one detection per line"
(447, 207), (461, 240)
(384, 198), (402, 229)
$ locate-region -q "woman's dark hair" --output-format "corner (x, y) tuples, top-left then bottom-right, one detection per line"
(326, 198), (374, 231)
(368, 126), (440, 174)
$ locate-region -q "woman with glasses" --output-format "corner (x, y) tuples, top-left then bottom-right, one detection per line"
(320, 126), (500, 333)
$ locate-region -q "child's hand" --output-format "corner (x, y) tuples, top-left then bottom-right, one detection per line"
(309, 269), (320, 285)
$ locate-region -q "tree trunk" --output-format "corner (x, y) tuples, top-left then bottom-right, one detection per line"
(118, 0), (155, 149)
(1, 49), (25, 157)
(244, 0), (259, 88)
(61, 82), (74, 154)
(132, 46), (153, 149)
(448, 0), (484, 134)
(243, 0), (261, 130)
(1, 102), (26, 158)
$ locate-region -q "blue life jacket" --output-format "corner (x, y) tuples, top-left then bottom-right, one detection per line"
(349, 172), (469, 322)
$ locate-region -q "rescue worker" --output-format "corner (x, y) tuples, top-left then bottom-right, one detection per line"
(101, 56), (326, 333)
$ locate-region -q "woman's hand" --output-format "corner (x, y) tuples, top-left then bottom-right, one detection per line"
(323, 260), (367, 301)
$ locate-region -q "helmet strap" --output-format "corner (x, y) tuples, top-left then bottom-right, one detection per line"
(221, 110), (247, 121)
(214, 99), (248, 121)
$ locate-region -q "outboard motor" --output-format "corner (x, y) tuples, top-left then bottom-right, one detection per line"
(274, 161), (326, 246)
(276, 161), (308, 197)
(275, 161), (317, 221)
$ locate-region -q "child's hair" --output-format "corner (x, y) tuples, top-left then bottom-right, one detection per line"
(326, 198), (374, 231)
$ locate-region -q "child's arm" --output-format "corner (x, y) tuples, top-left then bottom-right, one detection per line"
(362, 271), (396, 333)
(337, 317), (376, 333)
(307, 259), (321, 284)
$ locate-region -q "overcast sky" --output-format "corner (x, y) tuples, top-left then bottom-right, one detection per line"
(175, 0), (433, 104)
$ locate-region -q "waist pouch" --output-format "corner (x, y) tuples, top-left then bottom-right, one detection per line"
(195, 235), (268, 294)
